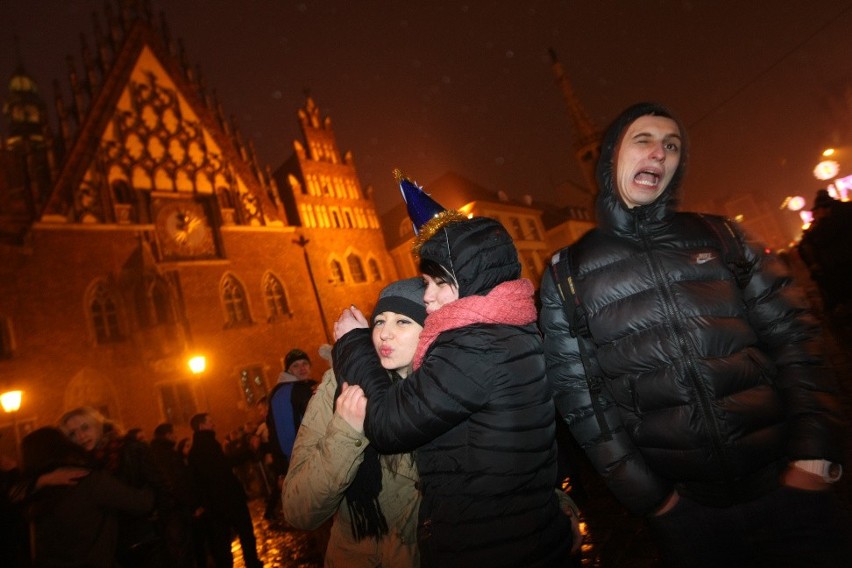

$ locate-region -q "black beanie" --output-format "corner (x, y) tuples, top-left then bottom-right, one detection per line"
(371, 278), (427, 326)
(285, 348), (310, 371)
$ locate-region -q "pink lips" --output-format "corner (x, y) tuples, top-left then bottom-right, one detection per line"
(379, 346), (393, 357)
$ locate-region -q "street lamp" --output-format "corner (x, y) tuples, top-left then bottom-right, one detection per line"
(188, 355), (207, 375)
(1, 390), (23, 462)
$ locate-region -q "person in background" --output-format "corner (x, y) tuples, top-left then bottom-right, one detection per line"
(187, 413), (263, 568)
(333, 174), (577, 568)
(264, 348), (318, 520)
(150, 423), (199, 568)
(797, 188), (852, 337)
(1, 453), (32, 567)
(60, 406), (168, 567)
(539, 102), (847, 568)
(21, 427), (154, 567)
(283, 278), (426, 567)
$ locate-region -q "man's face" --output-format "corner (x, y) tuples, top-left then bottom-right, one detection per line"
(200, 416), (215, 432)
(288, 359), (312, 380)
(615, 115), (682, 209)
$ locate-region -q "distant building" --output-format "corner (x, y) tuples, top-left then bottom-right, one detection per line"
(0, 2), (393, 442)
(0, 1), (598, 445)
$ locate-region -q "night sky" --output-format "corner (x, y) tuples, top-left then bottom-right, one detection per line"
(2, 1), (851, 239)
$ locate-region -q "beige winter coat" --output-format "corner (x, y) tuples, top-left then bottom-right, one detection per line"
(282, 369), (420, 567)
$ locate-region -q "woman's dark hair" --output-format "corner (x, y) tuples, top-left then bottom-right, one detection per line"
(21, 427), (91, 476)
(418, 257), (458, 288)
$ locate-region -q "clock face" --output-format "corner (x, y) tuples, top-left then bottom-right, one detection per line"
(154, 199), (216, 259)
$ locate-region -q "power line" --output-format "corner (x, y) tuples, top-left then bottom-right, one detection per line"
(688, 2), (852, 130)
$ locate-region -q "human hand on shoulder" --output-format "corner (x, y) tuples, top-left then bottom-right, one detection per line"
(333, 305), (369, 340)
(336, 382), (367, 434)
(36, 467), (90, 489)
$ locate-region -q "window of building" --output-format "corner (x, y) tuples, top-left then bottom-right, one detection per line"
(330, 260), (345, 284)
(263, 273), (290, 320)
(222, 274), (251, 327)
(239, 365), (268, 406)
(0, 316), (14, 360)
(524, 252), (542, 283)
(90, 283), (122, 344)
(526, 219), (541, 240)
(509, 217), (524, 240)
(368, 258), (382, 282)
(157, 381), (197, 425)
(347, 254), (366, 283)
(331, 209), (342, 228)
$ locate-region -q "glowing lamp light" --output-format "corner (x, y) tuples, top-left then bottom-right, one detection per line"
(786, 196), (806, 212)
(0, 390), (22, 413)
(813, 160), (840, 181)
(188, 355), (207, 375)
(822, 148), (835, 157)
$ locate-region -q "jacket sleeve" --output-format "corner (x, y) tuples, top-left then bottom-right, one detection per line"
(539, 267), (671, 516)
(739, 238), (846, 465)
(333, 328), (489, 454)
(89, 469), (155, 515)
(281, 369), (370, 530)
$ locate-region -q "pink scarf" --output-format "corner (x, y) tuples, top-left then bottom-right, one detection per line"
(413, 279), (537, 369)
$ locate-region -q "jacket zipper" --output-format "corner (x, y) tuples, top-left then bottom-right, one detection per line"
(633, 211), (733, 486)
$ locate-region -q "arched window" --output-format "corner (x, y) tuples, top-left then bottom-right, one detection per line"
(330, 260), (345, 284)
(89, 282), (122, 343)
(348, 254), (366, 283)
(221, 274), (251, 327)
(263, 273), (290, 320)
(368, 258), (382, 282)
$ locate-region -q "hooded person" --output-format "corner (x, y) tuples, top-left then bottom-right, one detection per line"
(539, 102), (846, 567)
(281, 278), (426, 567)
(330, 172), (576, 568)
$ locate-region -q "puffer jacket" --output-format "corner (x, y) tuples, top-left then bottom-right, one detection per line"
(540, 102), (845, 517)
(282, 368), (420, 568)
(333, 296), (572, 567)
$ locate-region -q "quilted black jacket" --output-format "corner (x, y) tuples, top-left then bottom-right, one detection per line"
(539, 103), (844, 516)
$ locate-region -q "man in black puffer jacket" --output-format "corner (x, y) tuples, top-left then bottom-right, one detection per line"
(540, 102), (847, 568)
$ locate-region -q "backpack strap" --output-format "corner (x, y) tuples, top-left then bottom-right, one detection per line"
(549, 249), (612, 442)
(695, 213), (753, 289)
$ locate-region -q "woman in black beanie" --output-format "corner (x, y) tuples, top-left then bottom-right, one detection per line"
(282, 278), (426, 567)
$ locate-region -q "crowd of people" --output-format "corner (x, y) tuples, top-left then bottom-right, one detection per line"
(2, 101), (849, 568)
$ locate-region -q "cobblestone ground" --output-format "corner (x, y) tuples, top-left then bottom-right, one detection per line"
(234, 301), (852, 568)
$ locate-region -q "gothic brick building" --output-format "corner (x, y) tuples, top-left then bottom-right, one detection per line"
(0, 1), (396, 445)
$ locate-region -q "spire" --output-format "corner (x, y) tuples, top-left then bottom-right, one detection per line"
(3, 64), (49, 143)
(548, 48), (601, 194)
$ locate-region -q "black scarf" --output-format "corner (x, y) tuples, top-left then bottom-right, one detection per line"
(333, 372), (399, 541)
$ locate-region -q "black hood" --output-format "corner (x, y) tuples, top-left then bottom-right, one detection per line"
(419, 216), (521, 298)
(595, 102), (688, 236)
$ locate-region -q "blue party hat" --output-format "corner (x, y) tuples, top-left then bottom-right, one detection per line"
(395, 169), (445, 234)
(394, 169), (466, 256)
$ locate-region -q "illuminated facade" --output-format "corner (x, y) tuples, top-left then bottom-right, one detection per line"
(0, 2), (394, 443)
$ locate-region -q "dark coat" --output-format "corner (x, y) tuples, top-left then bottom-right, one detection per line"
(28, 469), (153, 568)
(334, 217), (571, 567)
(539, 102), (845, 516)
(187, 430), (248, 517)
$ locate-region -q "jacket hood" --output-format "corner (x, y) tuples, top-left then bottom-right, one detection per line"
(418, 216), (521, 297)
(595, 102), (689, 235)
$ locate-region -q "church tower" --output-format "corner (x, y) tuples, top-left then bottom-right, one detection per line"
(1, 64), (57, 242)
(549, 49), (600, 197)
(274, 96), (398, 338)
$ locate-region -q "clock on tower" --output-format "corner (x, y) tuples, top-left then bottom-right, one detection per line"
(153, 198), (218, 260)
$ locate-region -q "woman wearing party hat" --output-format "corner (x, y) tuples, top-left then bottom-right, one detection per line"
(331, 172), (578, 567)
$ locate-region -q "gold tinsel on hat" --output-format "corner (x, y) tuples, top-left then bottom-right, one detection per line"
(411, 209), (468, 258)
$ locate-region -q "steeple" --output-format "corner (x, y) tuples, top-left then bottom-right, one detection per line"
(3, 64), (50, 145)
(549, 48), (600, 195)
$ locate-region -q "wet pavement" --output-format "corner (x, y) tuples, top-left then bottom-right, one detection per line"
(233, 318), (852, 568)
